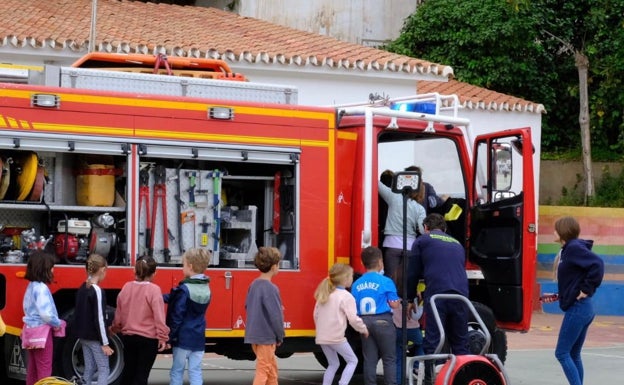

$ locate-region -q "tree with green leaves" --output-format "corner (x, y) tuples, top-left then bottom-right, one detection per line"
(387, 0), (624, 204)
(388, 0), (556, 107)
(537, 0), (601, 201)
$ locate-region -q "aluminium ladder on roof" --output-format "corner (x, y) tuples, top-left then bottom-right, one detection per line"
(23, 65), (298, 105)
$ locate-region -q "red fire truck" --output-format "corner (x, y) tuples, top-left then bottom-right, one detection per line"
(0, 53), (537, 383)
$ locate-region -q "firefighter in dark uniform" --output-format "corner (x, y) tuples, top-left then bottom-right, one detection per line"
(406, 213), (469, 385)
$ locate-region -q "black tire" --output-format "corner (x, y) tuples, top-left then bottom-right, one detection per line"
(313, 349), (364, 375)
(491, 328), (508, 363)
(58, 333), (124, 385)
(55, 306), (123, 384)
(313, 326), (364, 374)
(0, 336), (24, 384)
(313, 350), (329, 368)
(467, 302), (507, 363)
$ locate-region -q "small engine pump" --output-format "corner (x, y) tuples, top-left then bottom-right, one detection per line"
(89, 213), (117, 260)
(54, 219), (91, 262)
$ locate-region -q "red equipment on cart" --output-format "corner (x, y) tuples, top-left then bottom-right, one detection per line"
(408, 294), (508, 385)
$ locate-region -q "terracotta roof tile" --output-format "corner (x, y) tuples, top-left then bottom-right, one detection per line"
(418, 79), (546, 114)
(1, 0), (541, 115)
(0, 0), (452, 78)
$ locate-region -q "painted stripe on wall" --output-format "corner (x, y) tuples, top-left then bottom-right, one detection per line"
(537, 206), (624, 315)
(538, 206), (624, 264)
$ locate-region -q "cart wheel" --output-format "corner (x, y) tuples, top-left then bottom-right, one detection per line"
(436, 355), (506, 385)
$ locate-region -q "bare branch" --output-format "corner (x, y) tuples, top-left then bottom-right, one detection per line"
(541, 29), (574, 54)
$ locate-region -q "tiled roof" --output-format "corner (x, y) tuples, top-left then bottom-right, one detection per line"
(0, 0), (453, 78)
(418, 79), (546, 114)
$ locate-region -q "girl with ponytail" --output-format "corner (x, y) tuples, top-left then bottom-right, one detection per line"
(73, 254), (113, 385)
(313, 263), (368, 385)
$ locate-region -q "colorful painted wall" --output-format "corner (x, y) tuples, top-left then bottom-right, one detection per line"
(537, 206), (624, 315)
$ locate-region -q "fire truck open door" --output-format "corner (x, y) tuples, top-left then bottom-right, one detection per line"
(469, 128), (537, 332)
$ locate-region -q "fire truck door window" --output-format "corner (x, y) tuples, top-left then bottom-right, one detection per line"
(474, 139), (523, 204)
(377, 136), (466, 242)
(378, 137), (465, 199)
(492, 144), (512, 192)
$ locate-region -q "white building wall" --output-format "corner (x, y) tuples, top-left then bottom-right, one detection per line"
(200, 0), (419, 46)
(229, 61), (427, 105)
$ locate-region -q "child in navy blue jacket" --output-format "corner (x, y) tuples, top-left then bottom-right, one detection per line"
(164, 248), (212, 385)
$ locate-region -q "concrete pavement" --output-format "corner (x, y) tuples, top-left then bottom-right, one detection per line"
(147, 311), (624, 384)
(507, 311), (624, 350)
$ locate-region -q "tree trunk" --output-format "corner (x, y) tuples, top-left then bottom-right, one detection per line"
(575, 50), (594, 203)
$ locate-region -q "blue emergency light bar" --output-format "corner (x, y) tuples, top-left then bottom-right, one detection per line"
(390, 101), (436, 114)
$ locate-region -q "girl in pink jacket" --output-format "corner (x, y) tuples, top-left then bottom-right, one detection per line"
(314, 263), (369, 385)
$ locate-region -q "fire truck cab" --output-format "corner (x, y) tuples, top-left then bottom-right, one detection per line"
(0, 54), (536, 383)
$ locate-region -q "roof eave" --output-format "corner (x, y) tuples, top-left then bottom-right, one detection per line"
(0, 43), (453, 81)
(232, 59), (451, 82)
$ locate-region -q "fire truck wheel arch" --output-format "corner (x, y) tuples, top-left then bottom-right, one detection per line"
(55, 333), (124, 385)
(53, 306), (124, 385)
(429, 302), (507, 364)
(466, 302), (507, 363)
(313, 325), (364, 373)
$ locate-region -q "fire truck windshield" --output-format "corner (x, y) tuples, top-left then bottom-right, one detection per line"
(378, 136), (466, 200)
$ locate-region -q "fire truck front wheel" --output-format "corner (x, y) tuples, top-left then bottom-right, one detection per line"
(57, 333), (124, 384)
(0, 336), (23, 385)
(467, 302), (508, 363)
(313, 325), (364, 374)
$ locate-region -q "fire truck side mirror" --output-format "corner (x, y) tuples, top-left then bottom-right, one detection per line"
(392, 171), (421, 195)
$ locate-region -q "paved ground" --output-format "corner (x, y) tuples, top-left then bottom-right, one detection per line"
(147, 311), (624, 384)
(507, 311), (624, 349)
(503, 311), (624, 384)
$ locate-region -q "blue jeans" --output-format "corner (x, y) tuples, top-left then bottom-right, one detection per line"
(361, 313), (396, 385)
(170, 347), (204, 385)
(395, 327), (424, 381)
(555, 298), (595, 385)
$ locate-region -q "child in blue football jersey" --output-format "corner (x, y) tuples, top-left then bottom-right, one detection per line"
(351, 246), (401, 385)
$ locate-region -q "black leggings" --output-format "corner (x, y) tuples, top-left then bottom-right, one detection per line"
(120, 334), (159, 385)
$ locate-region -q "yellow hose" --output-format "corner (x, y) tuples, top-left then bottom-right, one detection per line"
(15, 151), (38, 201)
(34, 377), (76, 385)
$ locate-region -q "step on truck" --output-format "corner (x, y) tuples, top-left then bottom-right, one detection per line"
(0, 53), (537, 383)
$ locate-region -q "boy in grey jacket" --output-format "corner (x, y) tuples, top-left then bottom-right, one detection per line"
(244, 247), (284, 385)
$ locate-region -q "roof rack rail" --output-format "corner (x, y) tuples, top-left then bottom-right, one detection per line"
(336, 92), (469, 128)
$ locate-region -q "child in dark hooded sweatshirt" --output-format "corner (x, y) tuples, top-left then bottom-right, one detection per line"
(550, 216), (604, 385)
(164, 248), (212, 385)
